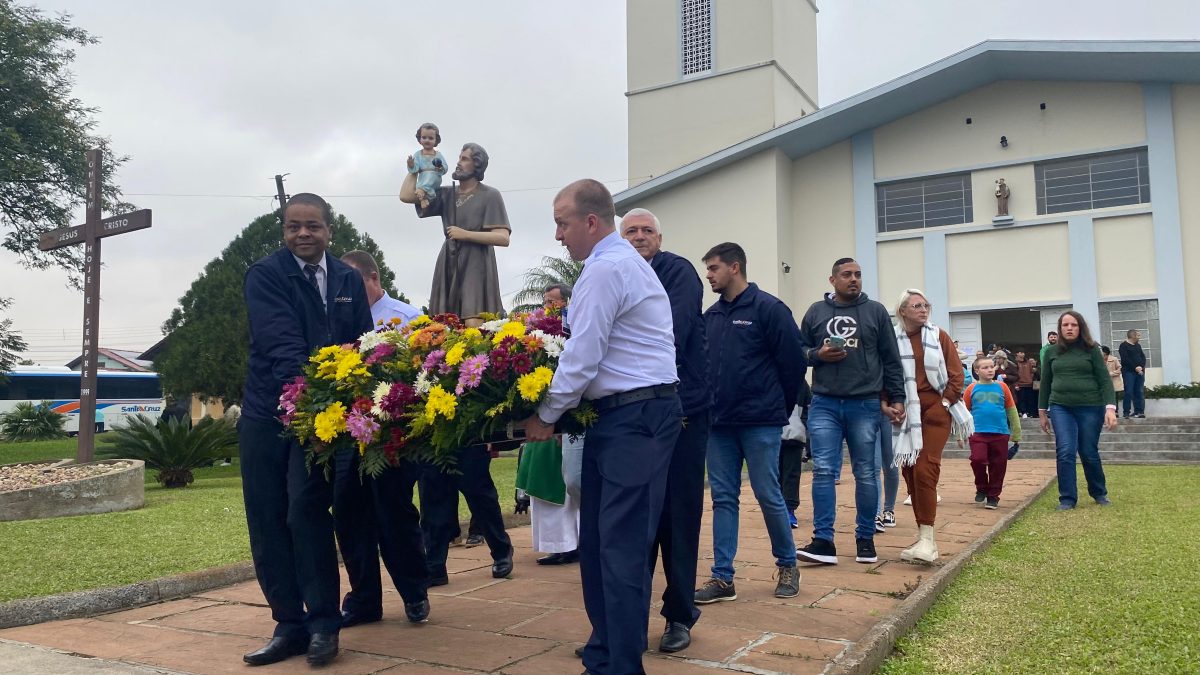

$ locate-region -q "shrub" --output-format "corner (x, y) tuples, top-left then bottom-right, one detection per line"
(1145, 382), (1200, 399)
(0, 401), (68, 442)
(98, 415), (237, 487)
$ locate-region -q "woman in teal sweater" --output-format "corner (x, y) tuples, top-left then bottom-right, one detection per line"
(1038, 310), (1117, 510)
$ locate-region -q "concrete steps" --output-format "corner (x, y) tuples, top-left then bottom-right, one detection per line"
(941, 416), (1200, 464)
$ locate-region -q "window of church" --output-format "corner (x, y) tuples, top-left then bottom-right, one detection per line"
(1035, 149), (1150, 215)
(681, 0), (713, 76)
(875, 174), (974, 232)
(1099, 299), (1160, 367)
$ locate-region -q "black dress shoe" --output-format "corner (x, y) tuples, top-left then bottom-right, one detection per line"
(659, 621), (691, 653)
(306, 632), (339, 666)
(537, 550), (579, 565)
(405, 598), (430, 623)
(428, 570), (449, 587)
(492, 548), (514, 578)
(340, 609), (382, 628)
(242, 636), (307, 666)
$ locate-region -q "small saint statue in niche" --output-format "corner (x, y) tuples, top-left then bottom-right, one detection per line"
(995, 178), (1011, 217)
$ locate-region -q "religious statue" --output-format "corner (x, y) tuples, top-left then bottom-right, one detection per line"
(409, 122), (447, 210)
(995, 178), (1010, 217)
(401, 142), (510, 325)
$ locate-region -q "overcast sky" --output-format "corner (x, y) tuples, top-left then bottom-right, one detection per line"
(5, 0), (1198, 364)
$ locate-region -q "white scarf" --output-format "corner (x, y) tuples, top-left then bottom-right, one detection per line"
(892, 323), (974, 467)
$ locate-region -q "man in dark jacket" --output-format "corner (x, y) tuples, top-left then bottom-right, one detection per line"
(239, 193), (373, 667)
(621, 209), (709, 653)
(695, 242), (805, 605)
(1119, 329), (1147, 417)
(796, 258), (905, 567)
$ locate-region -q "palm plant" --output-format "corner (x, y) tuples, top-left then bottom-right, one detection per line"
(0, 401), (67, 441)
(98, 415), (237, 487)
(510, 254), (584, 313)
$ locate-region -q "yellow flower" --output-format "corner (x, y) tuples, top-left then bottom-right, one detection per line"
(314, 401), (347, 442)
(492, 321), (526, 345)
(410, 315), (432, 328)
(444, 341), (467, 366)
(333, 350), (368, 381)
(517, 366), (554, 402)
(462, 327), (482, 340)
(423, 385), (458, 423)
(407, 329), (424, 348)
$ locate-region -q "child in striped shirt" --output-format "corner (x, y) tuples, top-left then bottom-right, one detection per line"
(962, 356), (1021, 509)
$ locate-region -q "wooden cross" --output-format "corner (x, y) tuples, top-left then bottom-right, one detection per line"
(38, 149), (152, 463)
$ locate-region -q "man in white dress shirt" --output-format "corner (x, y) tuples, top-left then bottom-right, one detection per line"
(340, 250), (420, 327)
(524, 179), (682, 675)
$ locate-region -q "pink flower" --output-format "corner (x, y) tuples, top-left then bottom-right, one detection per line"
(381, 382), (417, 417)
(278, 376), (307, 423)
(423, 349), (446, 372)
(346, 409), (380, 445)
(364, 342), (395, 365)
(456, 354), (489, 394)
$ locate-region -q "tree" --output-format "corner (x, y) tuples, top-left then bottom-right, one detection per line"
(0, 2), (133, 283)
(153, 210), (401, 403)
(0, 297), (29, 382)
(510, 254), (584, 313)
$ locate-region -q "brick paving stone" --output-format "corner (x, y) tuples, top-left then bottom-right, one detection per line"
(95, 597), (221, 623)
(0, 460), (1056, 674)
(340, 623), (547, 672)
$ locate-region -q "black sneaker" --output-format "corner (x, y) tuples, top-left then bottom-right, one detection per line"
(874, 515), (886, 533)
(855, 538), (878, 564)
(695, 578), (736, 604)
(882, 510), (897, 528)
(985, 497), (999, 510)
(796, 538), (838, 565)
(774, 565), (800, 598)
(975, 491), (986, 503)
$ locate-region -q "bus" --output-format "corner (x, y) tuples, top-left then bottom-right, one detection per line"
(0, 366), (165, 434)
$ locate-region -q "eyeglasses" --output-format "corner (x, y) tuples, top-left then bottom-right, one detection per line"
(907, 303), (932, 310)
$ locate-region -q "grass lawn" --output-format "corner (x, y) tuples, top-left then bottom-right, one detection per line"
(880, 465), (1200, 675)
(0, 439), (519, 602)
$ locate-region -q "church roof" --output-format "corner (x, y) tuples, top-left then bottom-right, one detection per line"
(615, 40), (1200, 209)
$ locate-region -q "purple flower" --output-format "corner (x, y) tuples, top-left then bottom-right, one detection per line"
(278, 376), (307, 424)
(423, 349), (446, 372)
(364, 342), (395, 365)
(455, 354), (490, 394)
(346, 409), (380, 445)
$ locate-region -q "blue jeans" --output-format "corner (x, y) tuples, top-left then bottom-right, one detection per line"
(1122, 371), (1145, 416)
(1047, 404), (1108, 505)
(875, 412), (899, 515)
(808, 395), (880, 541)
(707, 425), (796, 581)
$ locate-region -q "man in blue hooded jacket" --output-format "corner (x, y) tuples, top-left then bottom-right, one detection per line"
(696, 242), (805, 605)
(239, 193), (373, 667)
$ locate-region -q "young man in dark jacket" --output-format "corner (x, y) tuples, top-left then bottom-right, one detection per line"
(1119, 329), (1147, 418)
(622, 208), (710, 654)
(695, 242), (805, 605)
(796, 258), (905, 566)
(239, 193), (373, 667)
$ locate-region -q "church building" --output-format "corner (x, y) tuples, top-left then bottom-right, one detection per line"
(614, 0), (1200, 385)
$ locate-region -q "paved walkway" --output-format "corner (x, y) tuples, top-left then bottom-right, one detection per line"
(1, 460), (1056, 674)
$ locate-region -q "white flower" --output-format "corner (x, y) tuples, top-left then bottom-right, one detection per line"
(414, 370), (432, 395)
(531, 330), (565, 357)
(370, 381), (392, 420)
(479, 318), (507, 333)
(358, 330), (385, 353)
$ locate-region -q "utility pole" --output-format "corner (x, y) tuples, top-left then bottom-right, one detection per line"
(274, 174), (289, 224)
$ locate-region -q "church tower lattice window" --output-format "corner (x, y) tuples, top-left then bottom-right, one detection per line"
(681, 0), (713, 76)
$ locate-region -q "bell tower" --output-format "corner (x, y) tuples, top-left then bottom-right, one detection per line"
(626, 0), (819, 184)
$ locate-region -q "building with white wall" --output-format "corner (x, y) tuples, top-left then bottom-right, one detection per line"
(616, 2), (1200, 385)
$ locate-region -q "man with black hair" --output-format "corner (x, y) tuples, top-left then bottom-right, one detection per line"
(696, 242), (805, 605)
(239, 193), (373, 667)
(796, 258), (904, 566)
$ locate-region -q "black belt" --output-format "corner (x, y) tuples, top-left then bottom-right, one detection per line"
(590, 384), (677, 412)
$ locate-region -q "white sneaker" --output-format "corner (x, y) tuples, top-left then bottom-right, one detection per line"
(937, 493), (943, 503)
(903, 495), (912, 505)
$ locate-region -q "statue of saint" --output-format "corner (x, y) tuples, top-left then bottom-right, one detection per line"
(401, 142), (510, 325)
(995, 178), (1011, 217)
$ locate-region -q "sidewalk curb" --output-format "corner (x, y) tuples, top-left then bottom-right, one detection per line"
(827, 474), (1056, 675)
(0, 562), (256, 630)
